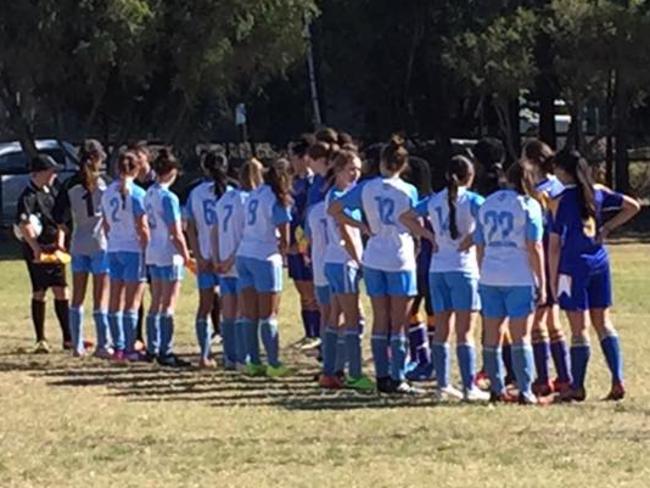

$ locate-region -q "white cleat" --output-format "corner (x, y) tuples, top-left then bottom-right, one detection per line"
(463, 386), (491, 403)
(434, 385), (465, 401)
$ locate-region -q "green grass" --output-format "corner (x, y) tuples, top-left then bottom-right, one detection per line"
(1, 243), (650, 487)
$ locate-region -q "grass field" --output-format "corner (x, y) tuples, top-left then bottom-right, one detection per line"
(1, 242), (649, 487)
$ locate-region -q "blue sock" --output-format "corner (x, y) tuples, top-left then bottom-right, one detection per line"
(345, 330), (362, 379)
(242, 318), (260, 364)
(221, 318), (236, 365)
(235, 318), (248, 364)
(69, 307), (83, 352)
(533, 341), (551, 383)
(502, 343), (514, 382)
(484, 346), (505, 395)
(456, 343), (476, 391)
(551, 339), (572, 383)
(322, 327), (338, 376)
(108, 312), (124, 351)
(570, 341), (591, 390)
(300, 310), (312, 338)
(408, 324), (428, 363)
(512, 342), (535, 397)
(195, 318), (212, 360)
(600, 333), (624, 385)
(302, 309), (321, 338)
(92, 310), (110, 350)
(159, 314), (175, 357)
(260, 318), (280, 367)
(146, 314), (160, 355)
(432, 342), (450, 388)
(371, 334), (389, 379)
(311, 310), (321, 338)
(390, 333), (408, 382)
(335, 332), (346, 373)
(123, 311), (138, 353)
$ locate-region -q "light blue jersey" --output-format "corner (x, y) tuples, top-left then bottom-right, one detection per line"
(475, 189), (544, 287)
(101, 180), (146, 253)
(215, 188), (247, 278)
(416, 187), (484, 276)
(145, 183), (183, 267)
(324, 187), (363, 268)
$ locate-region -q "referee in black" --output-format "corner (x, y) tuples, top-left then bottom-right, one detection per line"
(16, 155), (72, 353)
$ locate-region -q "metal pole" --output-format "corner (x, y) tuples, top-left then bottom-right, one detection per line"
(304, 13), (323, 129)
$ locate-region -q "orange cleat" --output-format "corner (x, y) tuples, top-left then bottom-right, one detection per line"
(604, 382), (625, 401)
(319, 374), (344, 390)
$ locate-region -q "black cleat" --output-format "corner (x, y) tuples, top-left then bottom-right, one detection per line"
(157, 354), (191, 368)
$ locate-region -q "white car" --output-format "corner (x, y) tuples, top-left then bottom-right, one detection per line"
(0, 139), (79, 226)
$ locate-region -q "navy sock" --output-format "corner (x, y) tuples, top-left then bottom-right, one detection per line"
(371, 334), (389, 379)
(322, 327), (338, 376)
(195, 318), (212, 360)
(159, 314), (175, 357)
(570, 341), (591, 390)
(432, 342), (450, 388)
(242, 318), (260, 364)
(221, 318), (236, 365)
(54, 299), (71, 343)
(146, 313), (160, 355)
(31, 299), (46, 342)
(334, 332), (346, 373)
(345, 330), (362, 378)
(502, 343), (514, 383)
(600, 333), (624, 385)
(457, 343), (476, 391)
(551, 339), (572, 383)
(235, 318), (248, 364)
(108, 312), (124, 351)
(533, 340), (551, 383)
(123, 310), (138, 353)
(260, 318), (280, 367)
(300, 310), (312, 338)
(408, 323), (428, 363)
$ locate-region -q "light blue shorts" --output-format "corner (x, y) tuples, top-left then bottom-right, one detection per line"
(149, 264), (185, 283)
(108, 252), (146, 283)
(364, 267), (417, 297)
(429, 271), (480, 312)
(219, 276), (238, 296)
(236, 256), (282, 293)
(315, 285), (331, 306)
(197, 271), (219, 290)
(479, 285), (535, 319)
(72, 251), (109, 275)
(324, 263), (361, 295)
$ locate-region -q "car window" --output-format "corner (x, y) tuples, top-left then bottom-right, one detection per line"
(0, 148), (68, 174)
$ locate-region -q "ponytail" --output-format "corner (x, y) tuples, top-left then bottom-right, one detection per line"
(239, 158), (264, 191)
(78, 139), (105, 193)
(381, 134), (409, 175)
(446, 155), (474, 240)
(152, 147), (181, 177)
(553, 149), (596, 221)
(117, 151), (139, 200)
(523, 138), (555, 175)
(506, 161), (537, 199)
(265, 161), (293, 208)
(202, 151), (228, 198)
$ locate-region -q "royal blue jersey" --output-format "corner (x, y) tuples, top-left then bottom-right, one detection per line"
(290, 173), (313, 245)
(307, 174), (328, 208)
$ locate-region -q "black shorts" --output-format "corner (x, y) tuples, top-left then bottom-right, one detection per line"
(25, 259), (67, 292)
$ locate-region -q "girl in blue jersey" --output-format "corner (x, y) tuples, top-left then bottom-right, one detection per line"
(330, 135), (421, 395)
(550, 150), (640, 402)
(522, 139), (572, 396)
(186, 152), (229, 368)
(401, 155), (490, 402)
(144, 149), (192, 368)
(101, 152), (149, 363)
(236, 162), (293, 378)
(212, 158), (264, 371)
(319, 149), (375, 392)
(475, 163), (546, 404)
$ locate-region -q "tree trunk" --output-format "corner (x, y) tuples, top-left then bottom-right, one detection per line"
(0, 70), (37, 158)
(538, 83), (556, 149)
(605, 70), (615, 187)
(494, 97), (517, 164)
(614, 78), (630, 193)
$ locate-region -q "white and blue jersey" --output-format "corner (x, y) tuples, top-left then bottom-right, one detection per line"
(101, 180), (146, 253)
(185, 181), (219, 261)
(305, 200), (329, 288)
(144, 183), (183, 268)
(215, 187), (247, 279)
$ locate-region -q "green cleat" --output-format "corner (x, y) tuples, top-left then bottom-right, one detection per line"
(244, 363), (267, 377)
(266, 364), (293, 378)
(345, 375), (376, 394)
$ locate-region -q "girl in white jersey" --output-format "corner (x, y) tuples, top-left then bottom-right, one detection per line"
(186, 152), (230, 368)
(212, 159), (264, 371)
(101, 152), (149, 363)
(144, 149), (192, 368)
(235, 162), (293, 378)
(401, 155), (489, 402)
(330, 135), (421, 395)
(474, 163), (547, 404)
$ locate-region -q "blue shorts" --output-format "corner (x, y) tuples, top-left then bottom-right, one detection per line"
(149, 264), (184, 282)
(219, 276), (238, 296)
(197, 271), (219, 290)
(72, 251), (109, 275)
(236, 256), (282, 293)
(315, 285), (331, 306)
(479, 285), (535, 319)
(108, 252), (146, 283)
(429, 272), (480, 313)
(558, 267), (612, 311)
(324, 263), (361, 295)
(364, 267), (417, 297)
(287, 253), (313, 281)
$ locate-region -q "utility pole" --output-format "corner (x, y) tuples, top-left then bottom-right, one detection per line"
(304, 12), (323, 129)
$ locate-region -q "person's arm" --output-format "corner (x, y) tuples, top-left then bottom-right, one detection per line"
(399, 209), (436, 243)
(132, 193), (150, 250)
(273, 203), (292, 257)
(163, 195), (191, 263)
(21, 222), (42, 262)
(339, 222), (362, 266)
(473, 214), (486, 269)
(599, 194), (641, 242)
(328, 183), (371, 235)
(526, 201), (546, 305)
(548, 233), (560, 302)
(459, 192), (485, 253)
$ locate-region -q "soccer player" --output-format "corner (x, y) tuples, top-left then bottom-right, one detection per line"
(56, 140), (111, 358)
(550, 149), (640, 402)
(475, 163), (546, 404)
(329, 135), (421, 395)
(101, 152), (149, 363)
(235, 162), (293, 378)
(401, 155), (489, 402)
(144, 148), (192, 368)
(16, 154), (72, 353)
(521, 139), (572, 395)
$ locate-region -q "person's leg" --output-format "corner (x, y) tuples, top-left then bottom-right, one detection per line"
(31, 290), (47, 344)
(295, 279), (320, 340)
(108, 280), (126, 355)
(259, 291), (282, 368)
(219, 278), (239, 368)
(147, 278), (164, 357)
(210, 289), (221, 338)
(547, 304), (571, 387)
(388, 295), (413, 384)
(479, 285), (508, 398)
(322, 294), (342, 378)
(159, 278), (183, 360)
(196, 287), (215, 364)
(531, 306), (552, 391)
(565, 310), (590, 396)
(506, 287), (537, 402)
(92, 272), (111, 353)
(123, 281), (145, 355)
(591, 308), (624, 392)
(429, 273), (452, 389)
(69, 270), (89, 355)
(370, 296), (391, 383)
(52, 284), (71, 346)
(339, 292), (363, 380)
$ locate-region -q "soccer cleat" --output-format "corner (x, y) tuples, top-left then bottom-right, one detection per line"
(392, 380), (425, 396)
(345, 375), (376, 394)
(474, 370), (490, 391)
(223, 360), (237, 371)
(377, 377), (395, 394)
(532, 379), (554, 397)
(319, 374), (344, 390)
(72, 349), (86, 358)
(63, 340), (94, 351)
(489, 391), (518, 403)
(518, 392), (539, 405)
(300, 337), (322, 353)
(244, 363), (267, 377)
(266, 364), (293, 378)
(134, 340), (146, 352)
(235, 363), (248, 373)
(198, 358), (217, 369)
(463, 386), (491, 403)
(157, 354), (192, 369)
(406, 361), (435, 382)
(552, 379), (572, 395)
(434, 385), (464, 402)
(111, 350), (127, 365)
(604, 382), (625, 401)
(142, 351), (157, 363)
(292, 337), (311, 349)
(558, 386), (587, 403)
(33, 340), (51, 354)
(125, 351), (149, 362)
(92, 347), (114, 360)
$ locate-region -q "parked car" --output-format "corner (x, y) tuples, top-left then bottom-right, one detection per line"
(0, 139), (79, 227)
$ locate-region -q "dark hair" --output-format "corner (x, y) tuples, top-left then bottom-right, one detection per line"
(338, 131), (354, 147)
(523, 138), (555, 174)
(239, 158), (264, 191)
(306, 140), (338, 162)
(290, 134), (315, 158)
(446, 156), (474, 240)
(473, 137), (506, 196)
(265, 161), (293, 208)
(314, 127), (339, 144)
(553, 149), (596, 221)
(152, 147), (182, 176)
(202, 151), (228, 197)
(506, 161), (537, 199)
(78, 139), (105, 193)
(403, 156), (432, 197)
(117, 151), (139, 199)
(381, 134), (409, 174)
(326, 149), (358, 188)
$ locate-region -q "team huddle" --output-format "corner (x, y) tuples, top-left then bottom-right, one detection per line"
(15, 130), (641, 404)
